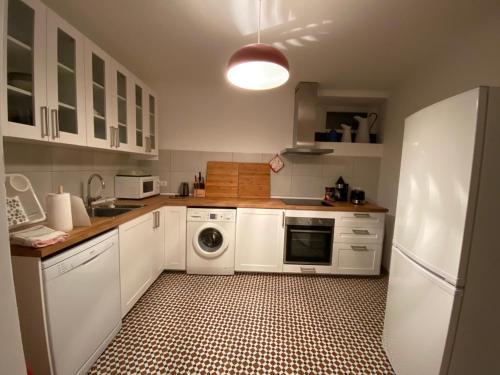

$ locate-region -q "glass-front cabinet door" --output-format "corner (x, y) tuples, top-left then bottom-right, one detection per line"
(84, 40), (112, 149)
(109, 61), (134, 152)
(45, 9), (86, 145)
(2, 0), (48, 140)
(146, 92), (158, 155)
(134, 82), (145, 152)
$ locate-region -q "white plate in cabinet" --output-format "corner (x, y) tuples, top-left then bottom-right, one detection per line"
(335, 212), (385, 228)
(334, 226), (384, 244)
(332, 243), (382, 275)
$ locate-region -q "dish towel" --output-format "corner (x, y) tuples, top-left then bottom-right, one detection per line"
(10, 225), (69, 248)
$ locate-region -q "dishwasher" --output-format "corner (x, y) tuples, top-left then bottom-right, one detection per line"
(42, 229), (121, 375)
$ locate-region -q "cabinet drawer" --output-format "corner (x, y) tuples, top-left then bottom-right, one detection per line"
(334, 226), (384, 244)
(335, 212), (385, 228)
(332, 244), (382, 275)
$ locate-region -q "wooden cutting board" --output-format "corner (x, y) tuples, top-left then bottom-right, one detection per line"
(205, 162), (239, 198)
(205, 161), (270, 198)
(238, 163), (270, 198)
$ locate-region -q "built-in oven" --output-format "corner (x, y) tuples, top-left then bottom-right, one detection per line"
(284, 216), (335, 266)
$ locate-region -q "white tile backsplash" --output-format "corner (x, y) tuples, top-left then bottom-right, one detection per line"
(3, 141), (382, 202)
(270, 174), (292, 197)
(3, 141), (139, 202)
(290, 175), (325, 197)
(171, 150), (203, 172)
(4, 141), (52, 172)
(232, 152), (261, 163)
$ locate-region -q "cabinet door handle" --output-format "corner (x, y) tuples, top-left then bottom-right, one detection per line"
(110, 127), (115, 147)
(40, 106), (48, 138)
(55, 110), (60, 138)
(354, 213), (371, 218)
(300, 267), (316, 274)
(50, 109), (58, 139)
(152, 211), (160, 229)
(352, 229), (370, 235)
(351, 245), (368, 251)
(115, 127), (120, 148)
(282, 211), (285, 228)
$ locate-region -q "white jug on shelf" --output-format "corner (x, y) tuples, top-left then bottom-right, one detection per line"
(354, 113), (378, 143)
(340, 124), (352, 143)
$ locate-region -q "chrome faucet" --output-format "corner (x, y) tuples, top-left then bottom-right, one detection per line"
(87, 173), (105, 207)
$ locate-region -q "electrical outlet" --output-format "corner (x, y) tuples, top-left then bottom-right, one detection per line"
(159, 180), (168, 187)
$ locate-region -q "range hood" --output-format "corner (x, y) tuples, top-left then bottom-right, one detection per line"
(281, 82), (334, 155)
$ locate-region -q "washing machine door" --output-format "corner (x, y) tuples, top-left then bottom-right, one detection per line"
(193, 223), (229, 258)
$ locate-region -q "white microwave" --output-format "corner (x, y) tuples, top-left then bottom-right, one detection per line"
(114, 175), (160, 199)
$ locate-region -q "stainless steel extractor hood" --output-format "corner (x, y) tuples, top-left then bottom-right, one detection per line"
(281, 82), (334, 155)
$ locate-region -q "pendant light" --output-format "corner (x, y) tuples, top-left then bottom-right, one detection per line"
(226, 0), (290, 90)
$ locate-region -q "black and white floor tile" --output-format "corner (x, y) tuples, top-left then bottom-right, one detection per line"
(89, 272), (394, 374)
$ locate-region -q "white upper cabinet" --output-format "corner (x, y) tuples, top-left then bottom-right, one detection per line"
(109, 60), (135, 152)
(2, 0), (47, 141)
(1, 0), (159, 155)
(84, 40), (113, 149)
(46, 9), (86, 145)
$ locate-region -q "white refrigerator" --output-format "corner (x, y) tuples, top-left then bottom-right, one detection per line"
(383, 87), (500, 375)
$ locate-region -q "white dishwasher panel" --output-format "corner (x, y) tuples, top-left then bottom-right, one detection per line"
(42, 230), (121, 375)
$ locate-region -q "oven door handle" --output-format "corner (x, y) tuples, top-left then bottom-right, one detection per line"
(289, 229), (332, 234)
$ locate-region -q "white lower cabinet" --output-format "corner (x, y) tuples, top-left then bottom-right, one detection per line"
(235, 208), (284, 273)
(119, 209), (163, 317)
(151, 208), (165, 279)
(332, 243), (382, 275)
(332, 212), (385, 275)
(164, 206), (187, 270)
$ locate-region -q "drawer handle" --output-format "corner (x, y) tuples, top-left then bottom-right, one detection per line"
(300, 267), (316, 274)
(353, 213), (371, 218)
(351, 245), (368, 251)
(352, 229), (370, 235)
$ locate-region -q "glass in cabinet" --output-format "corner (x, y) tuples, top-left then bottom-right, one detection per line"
(3, 0), (47, 140)
(84, 40), (112, 149)
(45, 9), (86, 145)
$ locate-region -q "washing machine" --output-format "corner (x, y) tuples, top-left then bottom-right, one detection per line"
(186, 208), (236, 275)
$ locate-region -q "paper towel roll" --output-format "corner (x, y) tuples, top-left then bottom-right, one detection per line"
(46, 192), (73, 232)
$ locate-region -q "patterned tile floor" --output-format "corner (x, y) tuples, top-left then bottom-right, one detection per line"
(89, 272), (394, 374)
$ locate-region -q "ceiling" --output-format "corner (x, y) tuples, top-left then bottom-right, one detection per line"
(43, 0), (500, 91)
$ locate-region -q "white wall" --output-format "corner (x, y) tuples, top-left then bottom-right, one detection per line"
(158, 80), (294, 153)
(377, 12), (500, 268)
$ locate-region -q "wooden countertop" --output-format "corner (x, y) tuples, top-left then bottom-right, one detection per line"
(10, 196), (388, 259)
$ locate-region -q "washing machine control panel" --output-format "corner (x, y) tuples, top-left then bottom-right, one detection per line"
(187, 209), (236, 222)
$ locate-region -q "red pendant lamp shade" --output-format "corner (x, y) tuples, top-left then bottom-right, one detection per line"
(227, 43), (290, 90)
(226, 0), (290, 90)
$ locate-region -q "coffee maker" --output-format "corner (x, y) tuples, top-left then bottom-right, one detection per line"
(332, 176), (349, 202)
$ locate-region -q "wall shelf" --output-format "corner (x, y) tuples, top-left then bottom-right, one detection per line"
(317, 142), (384, 157)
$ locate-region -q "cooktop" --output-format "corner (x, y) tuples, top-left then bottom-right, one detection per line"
(281, 198), (327, 206)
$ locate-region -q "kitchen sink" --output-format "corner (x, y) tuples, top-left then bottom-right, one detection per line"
(88, 204), (144, 218)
